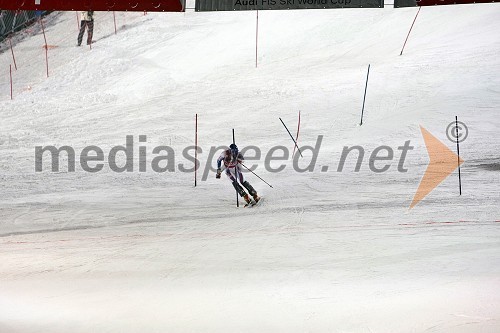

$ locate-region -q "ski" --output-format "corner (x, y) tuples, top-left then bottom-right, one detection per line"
(244, 197), (263, 208)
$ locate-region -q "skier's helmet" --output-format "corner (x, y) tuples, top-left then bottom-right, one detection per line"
(229, 143), (238, 157)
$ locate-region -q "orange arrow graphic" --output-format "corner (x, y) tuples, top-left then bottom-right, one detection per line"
(410, 126), (464, 209)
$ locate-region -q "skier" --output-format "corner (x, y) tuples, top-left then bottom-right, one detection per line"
(216, 144), (260, 206)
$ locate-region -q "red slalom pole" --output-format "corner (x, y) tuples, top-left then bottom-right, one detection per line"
(255, 10), (259, 68)
(195, 113), (198, 187)
(9, 38), (17, 71)
(113, 12), (117, 35)
(10, 64), (13, 100)
(292, 111), (301, 158)
(40, 18), (49, 77)
(400, 6), (421, 56)
(279, 117), (303, 158)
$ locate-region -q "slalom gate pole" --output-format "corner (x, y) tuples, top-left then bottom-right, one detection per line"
(292, 111), (301, 158)
(9, 38), (17, 71)
(40, 18), (49, 78)
(195, 114), (198, 187)
(455, 116), (462, 195)
(360, 64), (370, 126)
(241, 163), (273, 188)
(279, 117), (303, 157)
(232, 129), (239, 207)
(10, 65), (13, 100)
(256, 10), (259, 68)
(113, 12), (117, 35)
(400, 6), (421, 56)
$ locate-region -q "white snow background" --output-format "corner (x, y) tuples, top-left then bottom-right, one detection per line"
(0, 2), (499, 332)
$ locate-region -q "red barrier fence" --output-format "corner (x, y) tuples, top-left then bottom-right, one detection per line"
(3, 11), (150, 100)
(0, 0), (185, 12)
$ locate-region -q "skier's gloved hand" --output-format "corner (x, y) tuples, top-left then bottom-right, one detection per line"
(216, 168), (222, 179)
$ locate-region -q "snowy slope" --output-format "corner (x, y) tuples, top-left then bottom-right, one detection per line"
(0, 4), (499, 332)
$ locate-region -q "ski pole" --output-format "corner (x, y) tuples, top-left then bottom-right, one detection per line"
(241, 163), (273, 188)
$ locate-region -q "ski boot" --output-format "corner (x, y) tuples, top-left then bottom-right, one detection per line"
(243, 194), (253, 207)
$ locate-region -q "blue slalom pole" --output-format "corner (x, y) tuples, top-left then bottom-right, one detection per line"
(232, 129), (239, 207)
(360, 64), (370, 126)
(455, 116), (462, 195)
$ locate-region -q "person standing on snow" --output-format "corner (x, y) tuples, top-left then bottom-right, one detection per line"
(77, 11), (94, 46)
(216, 144), (260, 206)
